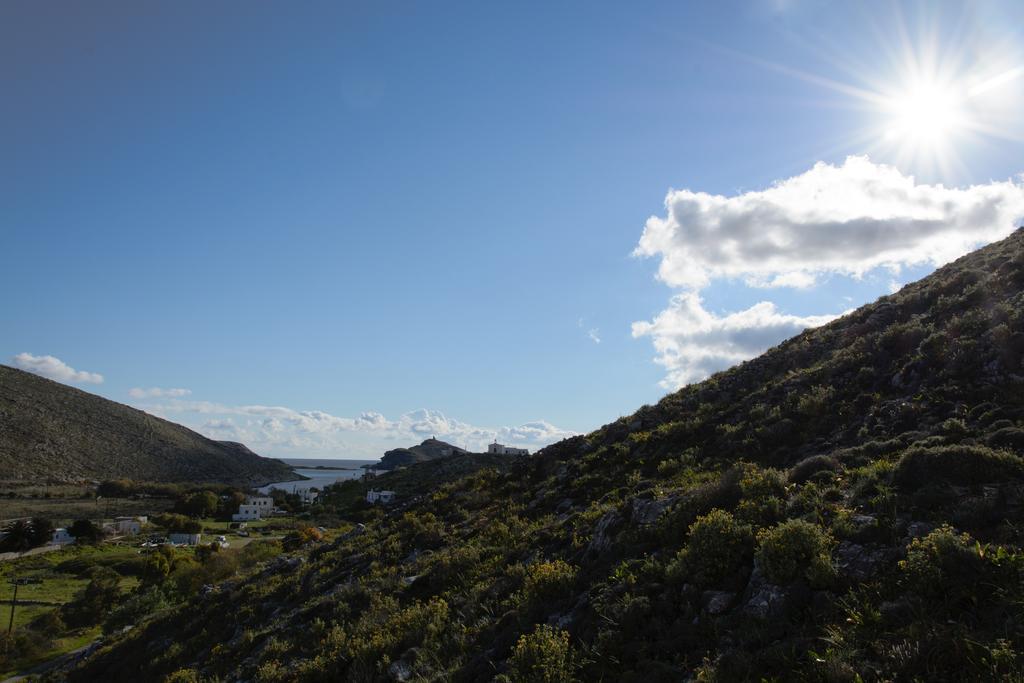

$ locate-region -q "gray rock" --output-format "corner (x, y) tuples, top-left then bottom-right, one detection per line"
(850, 514), (877, 530)
(743, 582), (789, 619)
(701, 590), (735, 615)
(835, 541), (896, 581)
(630, 496), (675, 526)
(388, 659), (413, 682)
(906, 521), (935, 539)
(741, 563), (810, 619)
(586, 511), (621, 557)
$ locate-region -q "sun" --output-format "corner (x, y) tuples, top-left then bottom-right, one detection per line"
(742, 10), (1024, 180)
(883, 80), (964, 145)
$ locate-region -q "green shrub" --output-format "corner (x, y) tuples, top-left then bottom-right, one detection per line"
(756, 519), (834, 586)
(899, 525), (985, 600)
(505, 625), (576, 683)
(282, 525), (323, 551)
(940, 418), (968, 438)
(797, 385), (835, 418)
(736, 465), (787, 527)
(893, 445), (1024, 490)
(63, 566), (123, 626)
(104, 586), (169, 634)
(739, 464), (787, 500)
(522, 559), (577, 606)
(28, 608), (65, 640)
(788, 455), (840, 484)
(669, 509), (754, 587)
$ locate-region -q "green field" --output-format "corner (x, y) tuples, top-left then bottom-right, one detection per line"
(0, 543), (147, 678)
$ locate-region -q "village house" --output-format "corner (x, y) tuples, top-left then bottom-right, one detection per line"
(232, 495), (275, 521)
(50, 528), (75, 545)
(114, 516), (146, 535)
(245, 495), (274, 510)
(487, 441), (529, 456)
(294, 488), (318, 504)
(232, 504), (264, 521)
(366, 489), (395, 505)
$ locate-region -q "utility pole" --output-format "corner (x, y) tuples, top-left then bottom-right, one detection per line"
(7, 578), (29, 636)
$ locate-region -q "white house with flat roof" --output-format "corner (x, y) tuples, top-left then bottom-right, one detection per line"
(366, 489), (395, 505)
(487, 441), (529, 456)
(232, 495), (275, 521)
(233, 504), (263, 521)
(50, 528), (75, 545)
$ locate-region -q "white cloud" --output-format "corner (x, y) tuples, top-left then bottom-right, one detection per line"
(588, 328), (602, 344)
(128, 387), (192, 399)
(632, 293), (838, 389)
(11, 353), (104, 385)
(632, 156), (1024, 388)
(747, 271), (818, 289)
(635, 156), (1024, 290)
(132, 398), (577, 459)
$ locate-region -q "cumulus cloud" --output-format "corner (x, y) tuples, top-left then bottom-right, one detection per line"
(632, 157), (1024, 388)
(131, 397), (576, 458)
(11, 353), (103, 384)
(636, 156), (1024, 289)
(128, 387), (192, 399)
(632, 293), (838, 388)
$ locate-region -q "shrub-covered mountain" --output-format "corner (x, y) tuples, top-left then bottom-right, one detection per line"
(0, 366), (294, 486)
(65, 229), (1024, 681)
(378, 437), (468, 471)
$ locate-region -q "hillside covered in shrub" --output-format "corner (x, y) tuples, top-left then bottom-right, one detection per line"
(64, 229), (1024, 680)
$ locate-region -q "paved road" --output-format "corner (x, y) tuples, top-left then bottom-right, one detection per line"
(0, 544), (61, 563)
(2, 639), (98, 682)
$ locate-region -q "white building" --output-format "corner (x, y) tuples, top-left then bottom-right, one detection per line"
(487, 442), (529, 456)
(168, 533), (202, 546)
(232, 504), (263, 521)
(366, 489), (395, 505)
(232, 495), (275, 521)
(50, 528), (75, 546)
(114, 517), (143, 536)
(245, 495), (274, 510)
(294, 488), (318, 504)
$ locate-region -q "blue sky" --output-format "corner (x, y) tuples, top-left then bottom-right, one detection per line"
(3, 1), (1024, 458)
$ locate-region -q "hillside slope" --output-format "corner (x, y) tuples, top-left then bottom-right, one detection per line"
(65, 229), (1024, 681)
(0, 366), (294, 486)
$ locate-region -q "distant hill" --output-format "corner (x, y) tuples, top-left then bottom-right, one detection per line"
(0, 366), (295, 486)
(377, 437), (468, 470)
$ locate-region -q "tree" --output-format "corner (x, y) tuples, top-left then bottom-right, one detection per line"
(64, 567), (122, 626)
(28, 517), (54, 547)
(152, 513), (202, 534)
(218, 491), (247, 519)
(141, 546), (176, 584)
(0, 520), (34, 552)
(68, 519), (103, 544)
(180, 491), (218, 518)
(97, 480), (136, 498)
